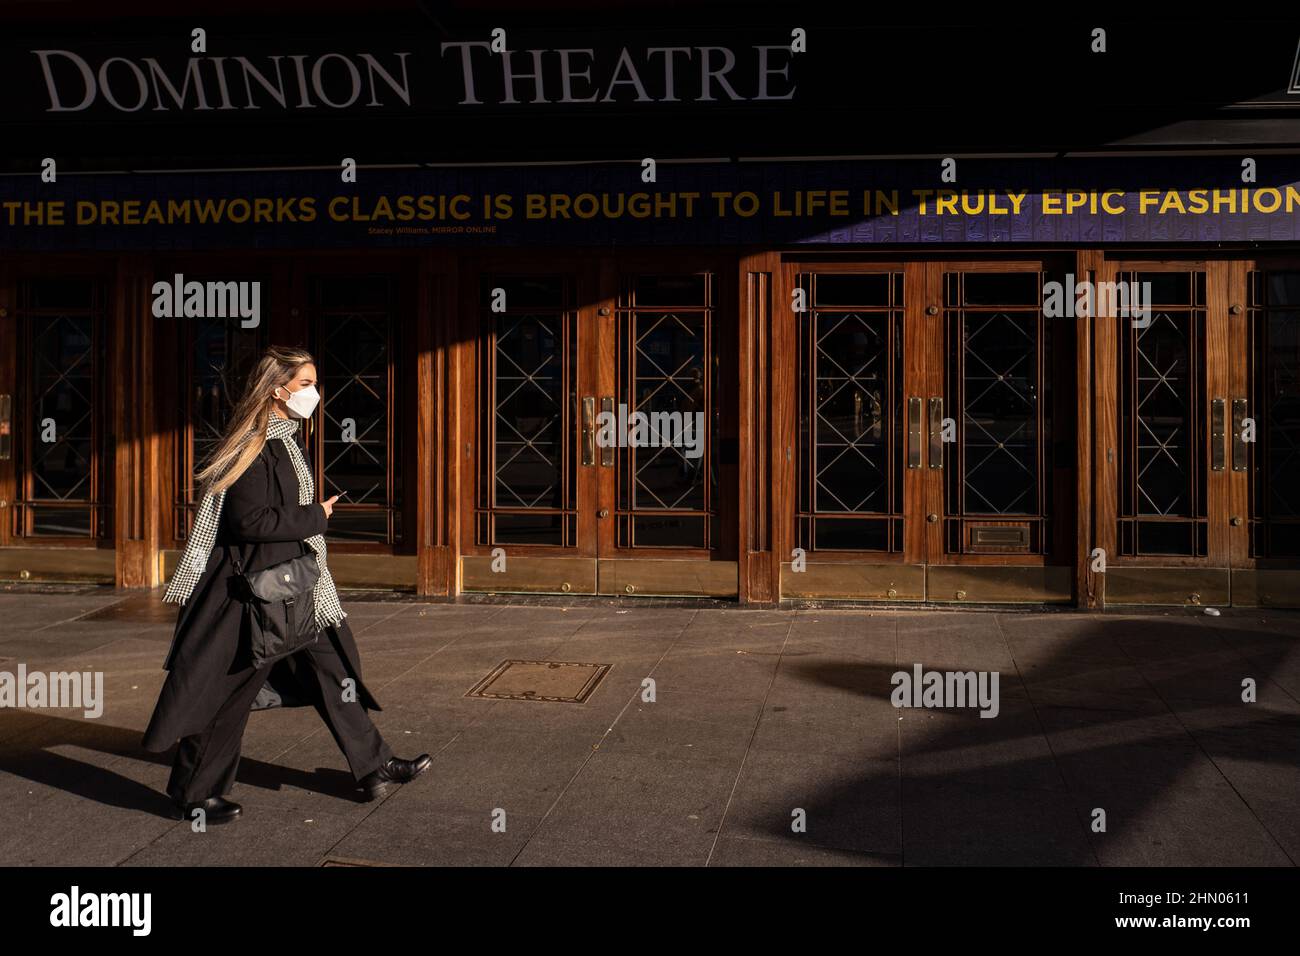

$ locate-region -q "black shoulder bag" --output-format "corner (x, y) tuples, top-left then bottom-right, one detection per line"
(228, 544), (323, 667)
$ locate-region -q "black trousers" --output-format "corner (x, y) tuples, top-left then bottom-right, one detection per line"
(166, 633), (394, 805)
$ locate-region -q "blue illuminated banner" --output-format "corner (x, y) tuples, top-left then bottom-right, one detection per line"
(3, 156), (1299, 250)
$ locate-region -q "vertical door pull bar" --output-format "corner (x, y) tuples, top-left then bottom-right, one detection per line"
(1210, 398), (1225, 472)
(927, 397), (944, 470)
(581, 396), (595, 466)
(600, 397), (615, 466)
(0, 394), (10, 460)
(907, 397), (922, 469)
(1231, 399), (1248, 473)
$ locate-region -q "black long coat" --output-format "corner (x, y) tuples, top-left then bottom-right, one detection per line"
(142, 434), (382, 753)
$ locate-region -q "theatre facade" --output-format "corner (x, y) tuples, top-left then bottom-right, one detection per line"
(2, 8), (1300, 609)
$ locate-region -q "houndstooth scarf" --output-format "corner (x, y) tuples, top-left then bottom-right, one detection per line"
(163, 416), (346, 628)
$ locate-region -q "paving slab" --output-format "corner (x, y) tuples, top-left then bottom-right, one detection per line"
(0, 589), (1296, 866)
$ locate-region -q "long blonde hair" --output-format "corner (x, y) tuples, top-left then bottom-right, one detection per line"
(197, 345), (315, 495)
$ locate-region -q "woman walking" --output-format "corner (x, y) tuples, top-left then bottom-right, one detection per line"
(143, 345), (429, 824)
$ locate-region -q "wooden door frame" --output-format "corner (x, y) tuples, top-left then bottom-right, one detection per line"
(738, 249), (780, 603)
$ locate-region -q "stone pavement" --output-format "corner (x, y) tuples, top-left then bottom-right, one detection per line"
(0, 587), (1297, 867)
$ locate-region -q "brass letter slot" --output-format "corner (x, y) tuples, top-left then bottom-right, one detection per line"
(581, 396), (595, 466)
(972, 527), (1028, 546)
(927, 396), (944, 470)
(907, 397), (922, 469)
(969, 525), (1030, 552)
(1210, 398), (1225, 472)
(0, 394), (10, 460)
(1231, 399), (1248, 473)
(600, 396), (614, 466)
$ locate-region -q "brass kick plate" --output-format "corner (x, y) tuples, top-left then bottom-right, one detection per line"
(1104, 567), (1230, 607)
(0, 547), (114, 584)
(1231, 569), (1300, 608)
(461, 555), (597, 594)
(926, 566), (1072, 603)
(328, 553), (419, 589)
(596, 559), (738, 597)
(780, 563), (925, 601)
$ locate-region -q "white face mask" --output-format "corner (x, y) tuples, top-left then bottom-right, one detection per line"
(277, 383), (320, 419)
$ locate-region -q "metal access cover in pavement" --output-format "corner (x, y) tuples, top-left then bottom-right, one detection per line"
(319, 857), (403, 867)
(466, 659), (611, 704)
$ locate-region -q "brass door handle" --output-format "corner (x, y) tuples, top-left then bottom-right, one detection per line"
(598, 509), (609, 518)
(907, 397), (922, 469)
(581, 396), (595, 466)
(600, 397), (615, 467)
(0, 393), (10, 461)
(927, 396), (944, 470)
(1210, 397), (1225, 472)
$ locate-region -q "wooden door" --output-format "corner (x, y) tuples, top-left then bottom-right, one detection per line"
(780, 257), (1076, 603)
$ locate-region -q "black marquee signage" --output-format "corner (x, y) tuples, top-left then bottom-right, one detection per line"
(2, 19), (1299, 172)
(14, 35), (801, 119)
(4, 19), (1299, 123)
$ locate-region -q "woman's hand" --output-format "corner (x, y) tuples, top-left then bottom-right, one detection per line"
(321, 494), (340, 518)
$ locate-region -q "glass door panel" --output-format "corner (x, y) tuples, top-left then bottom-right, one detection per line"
(607, 273), (719, 554)
(478, 276), (579, 548)
(942, 270), (1053, 557)
(310, 275), (403, 545)
(795, 270), (905, 555)
(13, 279), (111, 540)
(784, 261), (1073, 603)
(1235, 264), (1300, 607)
(174, 283), (266, 542)
(464, 260), (735, 598)
(1248, 269), (1300, 560)
(1098, 260), (1234, 607)
(1115, 271), (1208, 558)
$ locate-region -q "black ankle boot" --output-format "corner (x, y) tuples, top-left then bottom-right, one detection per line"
(358, 754), (432, 801)
(174, 796), (243, 825)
